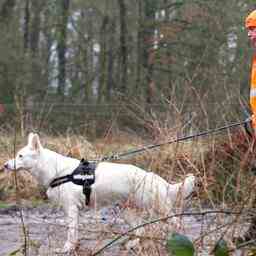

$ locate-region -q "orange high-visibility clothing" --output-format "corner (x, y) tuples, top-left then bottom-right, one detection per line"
(250, 55), (256, 130)
(246, 10), (256, 132)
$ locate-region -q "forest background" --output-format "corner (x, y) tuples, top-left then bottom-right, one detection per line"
(0, 0), (255, 138)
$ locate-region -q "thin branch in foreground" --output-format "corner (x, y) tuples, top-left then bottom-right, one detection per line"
(92, 209), (242, 256)
(13, 130), (29, 255)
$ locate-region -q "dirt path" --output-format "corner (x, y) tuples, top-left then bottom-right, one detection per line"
(0, 204), (249, 255)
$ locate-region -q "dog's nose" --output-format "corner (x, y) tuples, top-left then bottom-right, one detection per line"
(4, 163), (9, 170)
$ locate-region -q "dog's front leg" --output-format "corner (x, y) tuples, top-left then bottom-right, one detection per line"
(63, 205), (79, 253)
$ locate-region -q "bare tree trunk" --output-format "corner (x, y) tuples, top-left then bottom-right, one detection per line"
(41, 4), (54, 97)
(106, 19), (115, 101)
(57, 0), (70, 99)
(30, 1), (43, 54)
(0, 0), (16, 22)
(118, 0), (128, 94)
(24, 0), (30, 50)
(142, 0), (156, 105)
(15, 0), (31, 136)
(30, 0), (44, 98)
(85, 10), (94, 102)
(164, 0), (172, 89)
(97, 15), (109, 103)
(135, 0), (143, 93)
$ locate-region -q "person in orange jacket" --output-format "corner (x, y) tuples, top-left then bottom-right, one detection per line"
(234, 10), (256, 245)
(246, 9), (256, 136)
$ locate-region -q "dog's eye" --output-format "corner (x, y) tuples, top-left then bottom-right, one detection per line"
(19, 154), (23, 158)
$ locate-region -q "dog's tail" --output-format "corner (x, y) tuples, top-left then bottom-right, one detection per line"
(168, 174), (196, 201)
(182, 174), (196, 199)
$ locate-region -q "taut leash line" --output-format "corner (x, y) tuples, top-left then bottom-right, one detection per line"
(100, 119), (251, 162)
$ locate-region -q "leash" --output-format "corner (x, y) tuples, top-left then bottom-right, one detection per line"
(48, 118), (251, 203)
(99, 119), (252, 162)
(48, 118), (251, 206)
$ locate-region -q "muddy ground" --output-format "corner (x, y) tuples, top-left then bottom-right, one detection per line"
(0, 203), (252, 256)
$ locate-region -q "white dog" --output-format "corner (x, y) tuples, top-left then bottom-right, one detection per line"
(4, 132), (195, 253)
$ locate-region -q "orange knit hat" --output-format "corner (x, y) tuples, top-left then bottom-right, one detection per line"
(245, 10), (256, 28)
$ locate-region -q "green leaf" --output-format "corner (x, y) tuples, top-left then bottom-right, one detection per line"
(213, 239), (229, 256)
(166, 232), (195, 256)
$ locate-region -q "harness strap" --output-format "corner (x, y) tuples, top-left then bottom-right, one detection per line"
(49, 175), (72, 188)
(49, 159), (96, 206)
(83, 186), (92, 206)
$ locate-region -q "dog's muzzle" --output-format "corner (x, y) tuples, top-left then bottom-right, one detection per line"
(3, 162), (17, 172)
(4, 162), (11, 171)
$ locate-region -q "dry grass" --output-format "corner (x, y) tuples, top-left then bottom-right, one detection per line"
(0, 128), (255, 206)
(1, 128), (256, 255)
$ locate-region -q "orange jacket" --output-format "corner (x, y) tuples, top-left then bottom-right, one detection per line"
(250, 54), (256, 129)
(245, 10), (256, 131)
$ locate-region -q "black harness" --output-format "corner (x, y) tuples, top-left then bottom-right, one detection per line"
(49, 159), (96, 205)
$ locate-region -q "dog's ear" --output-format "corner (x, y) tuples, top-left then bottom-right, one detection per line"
(28, 133), (42, 151)
(28, 132), (35, 144)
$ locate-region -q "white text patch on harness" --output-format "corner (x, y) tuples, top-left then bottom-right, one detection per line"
(73, 174), (94, 180)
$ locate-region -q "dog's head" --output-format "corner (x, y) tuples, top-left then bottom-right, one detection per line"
(4, 133), (42, 172)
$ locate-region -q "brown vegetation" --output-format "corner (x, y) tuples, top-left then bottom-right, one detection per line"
(1, 127), (255, 207)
